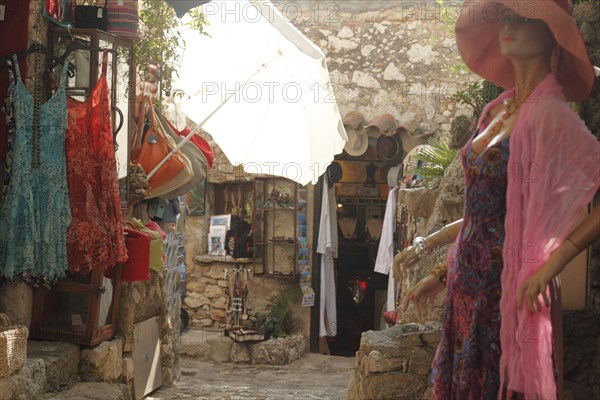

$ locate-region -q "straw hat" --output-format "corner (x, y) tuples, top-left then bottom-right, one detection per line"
(365, 114), (398, 136)
(377, 132), (403, 164)
(455, 0), (595, 101)
(344, 129), (369, 157)
(343, 111), (369, 157)
(387, 164), (403, 188)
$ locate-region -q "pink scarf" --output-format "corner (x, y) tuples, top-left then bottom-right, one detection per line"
(480, 74), (600, 399)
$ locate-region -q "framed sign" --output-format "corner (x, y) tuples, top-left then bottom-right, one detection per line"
(210, 214), (231, 230)
(208, 225), (227, 256)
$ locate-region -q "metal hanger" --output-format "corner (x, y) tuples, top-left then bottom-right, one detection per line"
(1, 41), (73, 71)
(59, 25), (116, 60)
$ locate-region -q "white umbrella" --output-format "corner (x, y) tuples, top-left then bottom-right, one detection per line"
(163, 0), (347, 186)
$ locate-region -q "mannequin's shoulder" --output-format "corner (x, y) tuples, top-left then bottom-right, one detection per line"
(527, 94), (569, 113)
(528, 95), (586, 130)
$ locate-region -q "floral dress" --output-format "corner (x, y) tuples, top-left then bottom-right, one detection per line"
(431, 128), (509, 399)
(65, 50), (127, 274)
(0, 56), (72, 286)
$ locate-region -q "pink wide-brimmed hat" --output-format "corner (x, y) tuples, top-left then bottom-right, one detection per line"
(455, 0), (595, 102)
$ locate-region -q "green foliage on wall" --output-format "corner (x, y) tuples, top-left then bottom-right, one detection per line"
(266, 285), (301, 338)
(410, 136), (457, 186)
(136, 0), (208, 94)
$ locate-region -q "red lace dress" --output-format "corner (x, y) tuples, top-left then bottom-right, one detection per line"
(65, 50), (127, 274)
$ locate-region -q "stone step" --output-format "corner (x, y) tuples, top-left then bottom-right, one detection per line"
(0, 359), (46, 400)
(44, 382), (131, 400)
(0, 340), (80, 400)
(179, 329), (221, 360)
(27, 340), (80, 392)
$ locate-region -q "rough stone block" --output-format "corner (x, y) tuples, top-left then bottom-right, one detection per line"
(363, 370), (426, 400)
(208, 337), (233, 362)
(217, 280), (228, 288)
(200, 318), (213, 327)
(422, 386), (433, 400)
(230, 342), (251, 363)
(185, 281), (206, 293)
(0, 359), (45, 400)
(204, 285), (224, 299)
(249, 334), (306, 365)
(212, 296), (227, 310)
(46, 382), (132, 400)
(408, 346), (433, 376)
(364, 350), (406, 376)
(27, 340), (80, 391)
(210, 309), (226, 322)
(420, 331), (441, 347)
(122, 356), (134, 383)
(184, 292), (210, 309)
(180, 330), (212, 359)
(0, 282), (33, 328)
(79, 338), (123, 382)
(203, 266), (227, 280)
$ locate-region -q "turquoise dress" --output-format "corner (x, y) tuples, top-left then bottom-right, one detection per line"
(0, 56), (71, 286)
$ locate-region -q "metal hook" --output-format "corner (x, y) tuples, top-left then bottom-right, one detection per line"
(67, 24), (74, 41)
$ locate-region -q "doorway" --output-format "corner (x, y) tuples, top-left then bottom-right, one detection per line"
(324, 156), (392, 356)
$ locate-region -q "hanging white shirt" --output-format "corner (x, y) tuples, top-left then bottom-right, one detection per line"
(317, 178), (338, 337)
(374, 187), (398, 274)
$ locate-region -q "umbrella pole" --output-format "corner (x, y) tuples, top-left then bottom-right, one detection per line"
(147, 52), (281, 179)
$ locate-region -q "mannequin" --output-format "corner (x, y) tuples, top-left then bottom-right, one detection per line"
(394, 2), (600, 399)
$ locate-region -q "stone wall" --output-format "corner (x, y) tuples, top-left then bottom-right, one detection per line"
(183, 129), (312, 337)
(183, 258), (310, 337)
(117, 271), (180, 389)
(347, 323), (441, 400)
(284, 0), (477, 131)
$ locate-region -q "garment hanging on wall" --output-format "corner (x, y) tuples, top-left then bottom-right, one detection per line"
(1, 64), (16, 199)
(374, 187), (398, 313)
(318, 176), (338, 338)
(0, 0), (30, 204)
(65, 50), (127, 275)
(0, 55), (71, 286)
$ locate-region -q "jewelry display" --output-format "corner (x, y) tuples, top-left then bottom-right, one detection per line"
(482, 95), (529, 146)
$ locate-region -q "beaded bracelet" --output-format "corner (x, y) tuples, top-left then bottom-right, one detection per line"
(413, 236), (427, 256)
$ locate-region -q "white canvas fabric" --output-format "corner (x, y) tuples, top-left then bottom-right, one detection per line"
(177, 0), (347, 185)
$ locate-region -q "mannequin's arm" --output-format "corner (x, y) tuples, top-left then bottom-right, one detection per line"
(518, 203), (600, 313)
(424, 219), (463, 248)
(553, 203), (600, 273)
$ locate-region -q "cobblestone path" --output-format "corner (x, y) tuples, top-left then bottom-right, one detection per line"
(148, 353), (355, 400)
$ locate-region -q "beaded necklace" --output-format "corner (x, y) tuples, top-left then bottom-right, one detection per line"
(482, 96), (527, 146)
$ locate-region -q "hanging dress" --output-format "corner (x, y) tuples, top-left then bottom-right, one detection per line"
(0, 55), (72, 286)
(430, 128), (510, 399)
(65, 50), (127, 275)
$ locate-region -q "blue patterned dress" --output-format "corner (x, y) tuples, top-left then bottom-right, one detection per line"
(431, 128), (509, 399)
(0, 57), (71, 286)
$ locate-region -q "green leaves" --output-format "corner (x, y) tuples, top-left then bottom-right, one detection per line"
(266, 285), (300, 338)
(453, 81), (504, 118)
(410, 136), (458, 186)
(136, 0), (208, 95)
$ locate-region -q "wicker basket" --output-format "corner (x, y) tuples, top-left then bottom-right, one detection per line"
(0, 313), (28, 378)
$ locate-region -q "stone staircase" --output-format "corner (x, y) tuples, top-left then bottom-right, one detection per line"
(0, 340), (131, 400)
